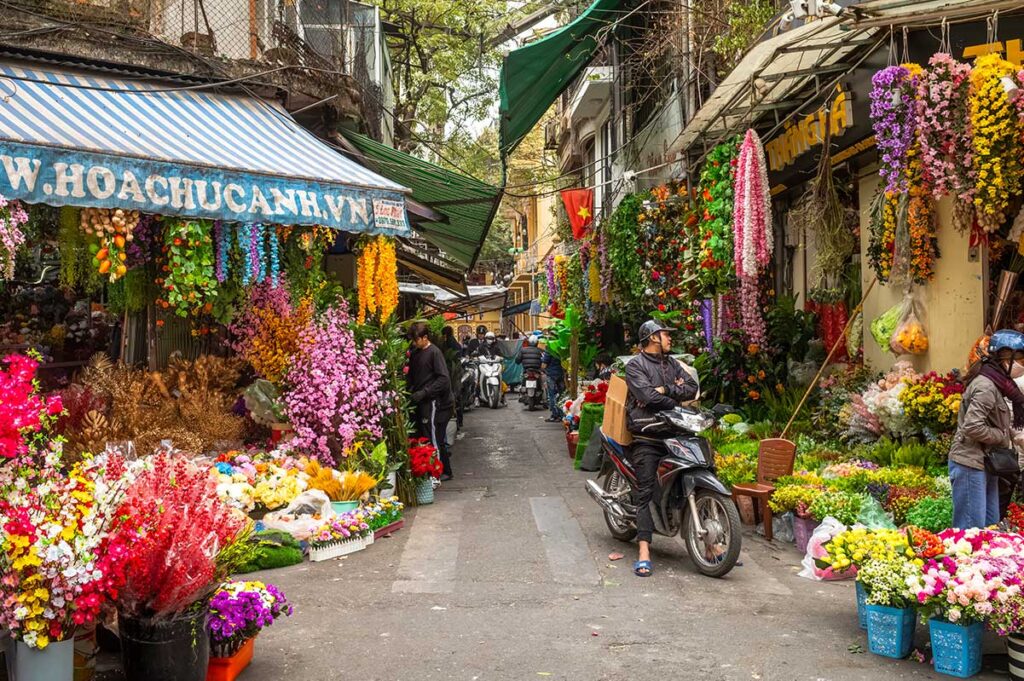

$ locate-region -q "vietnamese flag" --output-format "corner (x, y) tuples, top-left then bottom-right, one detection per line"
(561, 188), (594, 240)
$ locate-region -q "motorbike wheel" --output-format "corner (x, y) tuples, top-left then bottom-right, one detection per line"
(488, 389), (499, 409)
(682, 490), (741, 578)
(602, 471), (637, 542)
(527, 394), (537, 411)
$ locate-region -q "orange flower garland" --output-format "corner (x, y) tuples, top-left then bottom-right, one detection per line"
(356, 236), (398, 324)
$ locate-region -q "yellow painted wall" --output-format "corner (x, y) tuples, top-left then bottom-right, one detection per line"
(858, 173), (985, 374)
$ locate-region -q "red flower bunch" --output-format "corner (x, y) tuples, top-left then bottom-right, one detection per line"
(583, 382), (609, 404)
(1007, 503), (1024, 532)
(115, 454), (248, 618)
(408, 438), (442, 479)
(0, 353), (63, 460)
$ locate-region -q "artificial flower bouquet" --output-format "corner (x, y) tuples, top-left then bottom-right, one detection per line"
(0, 352), (64, 460)
(214, 450), (308, 512)
(310, 511), (371, 546)
(303, 459), (378, 502)
(208, 580), (292, 658)
(817, 527), (911, 575)
(0, 450), (137, 649)
(116, 453), (252, 621)
(408, 438), (442, 480)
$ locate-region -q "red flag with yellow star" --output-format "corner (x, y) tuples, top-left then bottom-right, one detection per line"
(561, 188), (594, 240)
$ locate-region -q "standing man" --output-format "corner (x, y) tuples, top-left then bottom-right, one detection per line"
(465, 325), (488, 356)
(441, 326), (465, 430)
(540, 341), (566, 423)
(407, 322), (455, 481)
(625, 320), (699, 577)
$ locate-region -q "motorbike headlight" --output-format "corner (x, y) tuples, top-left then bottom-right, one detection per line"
(670, 411), (714, 433)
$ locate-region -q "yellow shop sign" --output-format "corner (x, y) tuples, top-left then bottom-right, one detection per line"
(765, 85), (853, 173)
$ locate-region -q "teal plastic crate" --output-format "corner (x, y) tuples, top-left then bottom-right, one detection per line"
(866, 604), (916, 659)
(855, 581), (867, 630)
(929, 618), (982, 678)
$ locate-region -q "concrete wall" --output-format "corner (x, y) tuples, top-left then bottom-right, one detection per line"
(858, 173), (985, 374)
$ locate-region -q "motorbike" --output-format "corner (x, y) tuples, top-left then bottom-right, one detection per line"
(458, 357), (478, 413)
(522, 369), (542, 411)
(475, 356), (504, 409)
(585, 405), (741, 578)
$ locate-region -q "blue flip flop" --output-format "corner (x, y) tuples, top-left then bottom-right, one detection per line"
(634, 560), (653, 577)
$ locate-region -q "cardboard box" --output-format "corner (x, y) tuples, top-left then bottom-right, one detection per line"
(601, 375), (633, 445)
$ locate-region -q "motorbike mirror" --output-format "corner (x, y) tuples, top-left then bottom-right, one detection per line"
(710, 404), (734, 418)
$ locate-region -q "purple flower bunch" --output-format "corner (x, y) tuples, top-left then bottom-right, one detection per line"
(917, 53), (974, 200)
(283, 298), (394, 463)
(208, 580), (292, 655)
(124, 214), (159, 268)
(870, 65), (917, 193)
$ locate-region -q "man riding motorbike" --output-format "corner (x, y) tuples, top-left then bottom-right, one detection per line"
(516, 335), (544, 409)
(465, 325), (488, 356)
(474, 331), (503, 359)
(625, 320), (699, 577)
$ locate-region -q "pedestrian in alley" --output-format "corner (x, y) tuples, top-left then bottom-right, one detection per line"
(441, 326), (465, 430)
(540, 341), (565, 423)
(408, 321), (455, 481)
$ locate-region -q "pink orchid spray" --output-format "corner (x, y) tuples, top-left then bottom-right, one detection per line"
(917, 53), (974, 200)
(733, 129), (772, 347)
(283, 298), (393, 464)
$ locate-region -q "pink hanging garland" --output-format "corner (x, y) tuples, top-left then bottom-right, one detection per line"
(732, 129), (773, 348)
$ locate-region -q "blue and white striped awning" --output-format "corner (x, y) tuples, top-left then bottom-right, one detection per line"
(0, 59), (410, 234)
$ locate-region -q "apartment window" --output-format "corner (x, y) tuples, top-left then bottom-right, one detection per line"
(581, 136), (596, 190)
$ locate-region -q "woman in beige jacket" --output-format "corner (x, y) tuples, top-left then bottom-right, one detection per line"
(949, 330), (1024, 529)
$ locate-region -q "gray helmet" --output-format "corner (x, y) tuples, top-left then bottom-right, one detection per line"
(638, 320), (670, 344)
(527, 335), (538, 346)
(485, 332), (496, 341)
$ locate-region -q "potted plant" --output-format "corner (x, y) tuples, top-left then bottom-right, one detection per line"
(207, 581), (292, 681)
(303, 459), (377, 514)
(114, 454), (250, 681)
(818, 527), (911, 632)
(368, 496), (406, 540)
(859, 556), (920, 659)
(408, 438), (443, 505)
(308, 511), (370, 561)
(768, 485), (823, 553)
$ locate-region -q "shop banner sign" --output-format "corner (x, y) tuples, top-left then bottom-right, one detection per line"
(0, 141), (410, 235)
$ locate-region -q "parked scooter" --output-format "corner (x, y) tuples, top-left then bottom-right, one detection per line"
(476, 357), (504, 409)
(522, 369), (542, 411)
(458, 357), (478, 413)
(585, 405), (741, 577)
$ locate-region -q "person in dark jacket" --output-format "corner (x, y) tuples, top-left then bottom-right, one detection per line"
(540, 343), (566, 422)
(407, 322), (455, 480)
(625, 320), (699, 577)
(441, 326), (465, 429)
(517, 335), (543, 371)
(464, 325), (488, 356)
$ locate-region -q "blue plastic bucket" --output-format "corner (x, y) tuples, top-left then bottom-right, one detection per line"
(855, 582), (867, 630)
(865, 604), (916, 659)
(929, 618), (983, 678)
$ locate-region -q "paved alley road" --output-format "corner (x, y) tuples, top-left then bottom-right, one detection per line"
(247, 403), (1005, 681)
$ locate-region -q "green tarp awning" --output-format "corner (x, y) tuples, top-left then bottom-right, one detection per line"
(498, 0), (622, 157)
(337, 129), (503, 272)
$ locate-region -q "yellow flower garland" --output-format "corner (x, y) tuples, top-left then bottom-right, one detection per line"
(969, 54), (1024, 232)
(356, 236), (398, 324)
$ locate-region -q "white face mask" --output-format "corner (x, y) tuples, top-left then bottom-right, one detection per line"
(1012, 361), (1024, 379)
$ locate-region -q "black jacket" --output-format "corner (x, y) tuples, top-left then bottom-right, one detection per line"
(625, 351), (698, 434)
(408, 343), (454, 408)
(517, 345), (543, 371)
(475, 342), (503, 359)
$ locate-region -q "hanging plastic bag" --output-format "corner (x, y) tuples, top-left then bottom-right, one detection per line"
(856, 495), (896, 529)
(798, 516), (853, 581)
(870, 303), (902, 351)
(846, 310), (863, 359)
(889, 290), (928, 355)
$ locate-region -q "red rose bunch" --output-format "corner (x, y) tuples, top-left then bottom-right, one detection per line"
(115, 453), (248, 618)
(408, 438), (442, 479)
(583, 382), (609, 404)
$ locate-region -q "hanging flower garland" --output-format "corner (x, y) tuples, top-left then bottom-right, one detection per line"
(545, 255), (558, 311)
(214, 220), (229, 283)
(554, 255), (570, 308)
(867, 190), (899, 283)
(160, 219), (217, 318)
(917, 54), (974, 204)
(0, 194), (29, 280)
(356, 236), (379, 324)
(969, 53), (1024, 233)
(579, 244), (593, 321)
(597, 226), (611, 304)
(267, 224), (281, 288)
(733, 129), (772, 348)
(870, 65), (919, 195)
(355, 236), (398, 324)
(250, 223), (265, 283)
(237, 223), (253, 286)
(900, 62), (939, 284)
(697, 138), (740, 296)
